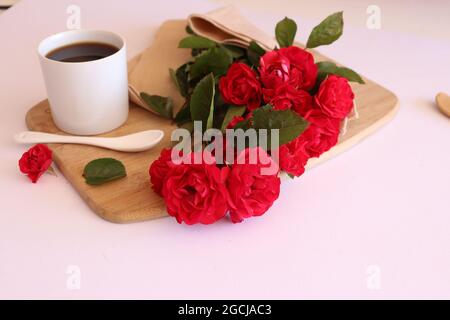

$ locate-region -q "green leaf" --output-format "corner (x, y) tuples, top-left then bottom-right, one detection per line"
(169, 68), (178, 88)
(169, 63), (190, 97)
(316, 61), (338, 83)
(333, 66), (365, 84)
(316, 61), (365, 84)
(306, 11), (344, 48)
(249, 40), (266, 55)
(174, 102), (191, 125)
(140, 92), (173, 119)
(221, 105), (246, 131)
(275, 17), (297, 48)
(83, 158), (126, 185)
(247, 40), (266, 66)
(168, 68), (185, 98)
(178, 35), (216, 49)
(252, 104), (309, 148)
(185, 25), (194, 35)
(233, 118), (251, 130)
(190, 47), (233, 79)
(191, 48), (206, 57)
(190, 73), (215, 130)
(223, 45), (246, 59)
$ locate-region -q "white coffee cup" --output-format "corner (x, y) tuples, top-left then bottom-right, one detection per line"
(38, 30), (129, 135)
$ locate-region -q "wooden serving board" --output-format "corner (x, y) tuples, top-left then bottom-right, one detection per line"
(26, 22), (399, 223)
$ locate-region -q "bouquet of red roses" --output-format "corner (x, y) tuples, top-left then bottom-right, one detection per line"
(146, 12), (364, 225)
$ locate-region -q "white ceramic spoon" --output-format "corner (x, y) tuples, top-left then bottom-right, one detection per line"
(14, 130), (164, 152)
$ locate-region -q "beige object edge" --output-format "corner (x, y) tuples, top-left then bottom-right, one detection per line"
(436, 92), (450, 118)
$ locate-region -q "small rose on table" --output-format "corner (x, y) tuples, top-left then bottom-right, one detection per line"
(18, 144), (54, 183)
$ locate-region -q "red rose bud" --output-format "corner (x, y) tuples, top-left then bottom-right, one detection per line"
(259, 46), (317, 91)
(161, 152), (230, 225)
(314, 75), (355, 119)
(219, 62), (261, 111)
(227, 148), (280, 223)
(18, 144), (53, 183)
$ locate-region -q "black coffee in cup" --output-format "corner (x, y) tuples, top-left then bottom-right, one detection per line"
(46, 42), (119, 63)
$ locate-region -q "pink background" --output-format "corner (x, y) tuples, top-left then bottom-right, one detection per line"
(0, 0), (449, 299)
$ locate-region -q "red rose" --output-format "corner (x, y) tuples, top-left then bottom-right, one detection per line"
(149, 148), (173, 195)
(263, 84), (313, 113)
(276, 110), (340, 175)
(219, 63), (261, 111)
(259, 46), (317, 91)
(276, 136), (310, 177)
(18, 144), (52, 183)
(302, 109), (341, 158)
(227, 148), (280, 223)
(258, 50), (290, 89)
(162, 152), (230, 225)
(279, 46), (317, 90)
(315, 75), (355, 119)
